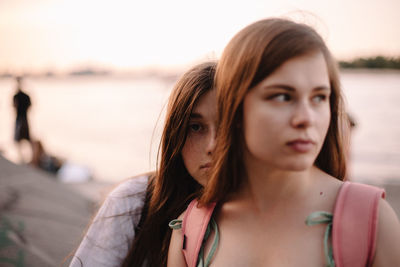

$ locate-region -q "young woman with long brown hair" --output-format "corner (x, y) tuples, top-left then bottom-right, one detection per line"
(168, 18), (400, 267)
(70, 61), (217, 267)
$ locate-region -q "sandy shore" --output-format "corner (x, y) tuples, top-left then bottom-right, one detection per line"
(1, 155), (399, 266)
(0, 156), (96, 266)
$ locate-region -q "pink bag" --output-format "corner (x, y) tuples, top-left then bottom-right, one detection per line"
(181, 182), (385, 267)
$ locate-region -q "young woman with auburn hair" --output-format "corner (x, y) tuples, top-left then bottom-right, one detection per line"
(70, 61), (217, 267)
(202, 18), (347, 204)
(168, 18), (400, 267)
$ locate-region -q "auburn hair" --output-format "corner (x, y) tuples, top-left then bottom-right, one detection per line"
(122, 61), (216, 266)
(200, 18), (349, 205)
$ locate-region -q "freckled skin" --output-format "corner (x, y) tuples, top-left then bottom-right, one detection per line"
(181, 90), (217, 186)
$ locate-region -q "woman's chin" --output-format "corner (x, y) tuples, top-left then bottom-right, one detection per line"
(279, 159), (315, 172)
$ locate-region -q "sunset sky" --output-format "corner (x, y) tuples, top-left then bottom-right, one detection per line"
(1, 0), (399, 73)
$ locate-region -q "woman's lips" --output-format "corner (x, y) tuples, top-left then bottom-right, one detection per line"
(200, 163), (212, 169)
(287, 139), (315, 153)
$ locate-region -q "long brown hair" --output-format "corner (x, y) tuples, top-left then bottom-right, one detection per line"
(122, 61), (216, 266)
(200, 18), (348, 205)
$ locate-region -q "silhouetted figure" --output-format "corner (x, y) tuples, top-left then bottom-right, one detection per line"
(13, 76), (31, 162)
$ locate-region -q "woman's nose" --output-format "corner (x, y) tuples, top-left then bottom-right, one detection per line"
(291, 101), (314, 129)
(206, 128), (216, 155)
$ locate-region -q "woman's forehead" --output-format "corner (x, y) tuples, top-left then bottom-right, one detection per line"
(191, 90), (217, 118)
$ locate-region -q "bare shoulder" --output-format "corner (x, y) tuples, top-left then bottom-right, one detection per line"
(311, 168), (344, 210)
(313, 167), (343, 188)
(167, 211), (187, 267)
(372, 198), (400, 267)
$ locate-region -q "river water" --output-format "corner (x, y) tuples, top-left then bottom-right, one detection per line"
(1, 69), (399, 184)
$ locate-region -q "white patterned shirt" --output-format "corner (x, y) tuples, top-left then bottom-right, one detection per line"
(70, 175), (148, 267)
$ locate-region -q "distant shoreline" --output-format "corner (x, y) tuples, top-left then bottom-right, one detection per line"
(339, 56), (400, 70)
(339, 68), (400, 74)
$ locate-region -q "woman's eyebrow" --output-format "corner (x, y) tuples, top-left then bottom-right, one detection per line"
(262, 84), (295, 91)
(189, 113), (203, 119)
(262, 84), (331, 91)
(313, 86), (331, 92)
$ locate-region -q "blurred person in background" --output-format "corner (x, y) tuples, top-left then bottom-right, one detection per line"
(30, 140), (63, 174)
(13, 76), (32, 163)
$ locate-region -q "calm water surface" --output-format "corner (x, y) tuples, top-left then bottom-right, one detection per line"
(1, 70), (399, 184)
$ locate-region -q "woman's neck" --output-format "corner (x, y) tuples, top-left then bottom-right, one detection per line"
(238, 156), (319, 212)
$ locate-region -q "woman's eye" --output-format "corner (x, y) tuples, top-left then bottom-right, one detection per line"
(270, 93), (291, 102)
(188, 123), (203, 132)
(313, 94), (328, 103)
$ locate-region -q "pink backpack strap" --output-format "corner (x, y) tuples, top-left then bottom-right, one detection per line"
(332, 181), (385, 267)
(182, 199), (216, 267)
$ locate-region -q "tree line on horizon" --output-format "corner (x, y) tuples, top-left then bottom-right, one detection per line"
(339, 56), (400, 69)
